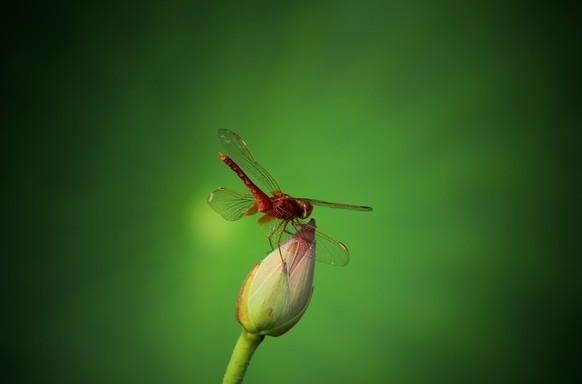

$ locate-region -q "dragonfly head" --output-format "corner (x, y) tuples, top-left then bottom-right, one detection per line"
(296, 199), (313, 219)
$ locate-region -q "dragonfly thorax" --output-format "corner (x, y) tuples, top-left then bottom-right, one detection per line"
(270, 194), (313, 220)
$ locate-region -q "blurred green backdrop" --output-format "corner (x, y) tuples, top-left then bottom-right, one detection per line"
(4, 1), (580, 383)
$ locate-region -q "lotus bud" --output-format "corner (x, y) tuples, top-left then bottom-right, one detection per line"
(236, 219), (317, 337)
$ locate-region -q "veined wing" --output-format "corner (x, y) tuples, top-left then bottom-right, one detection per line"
(309, 224), (350, 266)
(291, 221), (350, 267)
(263, 205), (352, 267)
(302, 198), (373, 212)
(218, 129), (281, 195)
(207, 187), (255, 221)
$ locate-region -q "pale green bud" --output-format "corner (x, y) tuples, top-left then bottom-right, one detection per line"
(236, 219), (317, 337)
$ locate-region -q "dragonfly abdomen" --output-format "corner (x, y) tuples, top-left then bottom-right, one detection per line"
(219, 152), (272, 212)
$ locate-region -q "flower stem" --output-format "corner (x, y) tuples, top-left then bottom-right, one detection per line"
(223, 330), (265, 384)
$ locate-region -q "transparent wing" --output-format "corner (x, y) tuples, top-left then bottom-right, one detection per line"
(207, 187), (255, 221)
(309, 224), (350, 266)
(302, 198), (373, 212)
(218, 129), (281, 194)
(261, 204), (352, 267)
(289, 221), (350, 267)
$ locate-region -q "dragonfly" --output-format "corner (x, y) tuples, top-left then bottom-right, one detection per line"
(207, 129), (373, 266)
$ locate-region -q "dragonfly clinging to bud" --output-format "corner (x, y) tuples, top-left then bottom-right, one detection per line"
(208, 129), (373, 266)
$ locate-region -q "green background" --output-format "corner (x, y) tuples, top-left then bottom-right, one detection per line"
(4, 1), (580, 383)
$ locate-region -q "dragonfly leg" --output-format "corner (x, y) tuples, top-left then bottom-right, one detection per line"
(267, 220), (284, 252)
(276, 220), (290, 268)
(280, 219), (297, 236)
(289, 220), (304, 238)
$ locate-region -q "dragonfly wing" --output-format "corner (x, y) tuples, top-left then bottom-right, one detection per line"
(208, 187), (256, 221)
(293, 221), (350, 266)
(262, 205), (351, 267)
(302, 198), (373, 212)
(218, 129), (282, 194)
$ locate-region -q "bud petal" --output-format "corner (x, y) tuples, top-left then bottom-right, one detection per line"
(236, 220), (317, 336)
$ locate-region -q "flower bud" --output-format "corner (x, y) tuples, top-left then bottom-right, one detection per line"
(236, 219), (317, 337)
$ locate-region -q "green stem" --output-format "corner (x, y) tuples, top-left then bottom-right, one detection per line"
(223, 330), (265, 384)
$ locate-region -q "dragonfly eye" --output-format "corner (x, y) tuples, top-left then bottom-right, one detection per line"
(298, 200), (313, 219)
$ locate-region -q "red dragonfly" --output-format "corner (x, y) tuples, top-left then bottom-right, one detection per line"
(208, 129), (373, 266)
